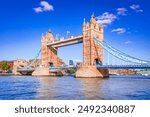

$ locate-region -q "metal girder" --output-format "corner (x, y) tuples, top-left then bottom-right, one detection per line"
(47, 35), (83, 48)
(96, 65), (150, 69)
(18, 49), (41, 70)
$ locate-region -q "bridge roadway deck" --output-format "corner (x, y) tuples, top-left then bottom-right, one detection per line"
(47, 35), (83, 48)
(96, 65), (150, 69)
(49, 65), (150, 70)
(17, 65), (150, 73)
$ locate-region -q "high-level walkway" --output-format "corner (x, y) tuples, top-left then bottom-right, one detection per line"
(47, 35), (83, 48)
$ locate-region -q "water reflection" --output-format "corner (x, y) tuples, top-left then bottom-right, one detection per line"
(36, 77), (57, 99)
(0, 76), (150, 100)
(36, 76), (83, 100)
(36, 76), (107, 100)
(78, 78), (107, 100)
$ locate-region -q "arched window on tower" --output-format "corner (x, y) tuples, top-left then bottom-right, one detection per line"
(94, 59), (102, 66)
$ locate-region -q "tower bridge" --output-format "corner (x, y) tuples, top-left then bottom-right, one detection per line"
(15, 13), (150, 77)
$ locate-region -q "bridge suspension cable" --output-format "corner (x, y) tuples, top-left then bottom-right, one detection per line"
(94, 37), (150, 65)
(19, 49), (41, 70)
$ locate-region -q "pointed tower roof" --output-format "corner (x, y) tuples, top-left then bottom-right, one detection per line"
(46, 29), (54, 41)
(83, 18), (86, 25)
(48, 28), (52, 33)
(99, 23), (103, 28)
(90, 12), (96, 24)
(92, 12), (95, 18)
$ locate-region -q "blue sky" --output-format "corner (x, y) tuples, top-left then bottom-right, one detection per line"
(0, 0), (150, 64)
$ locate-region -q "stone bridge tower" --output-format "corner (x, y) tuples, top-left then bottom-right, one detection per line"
(41, 30), (55, 68)
(75, 13), (109, 78)
(41, 30), (65, 68)
(32, 30), (65, 76)
(83, 13), (103, 66)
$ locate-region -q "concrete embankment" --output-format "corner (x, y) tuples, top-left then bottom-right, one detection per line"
(0, 73), (15, 76)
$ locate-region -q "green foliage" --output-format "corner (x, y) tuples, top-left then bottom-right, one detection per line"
(67, 69), (76, 74)
(0, 61), (10, 70)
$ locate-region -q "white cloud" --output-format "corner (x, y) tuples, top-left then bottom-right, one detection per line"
(67, 31), (70, 34)
(33, 7), (43, 13)
(33, 1), (54, 13)
(124, 40), (132, 44)
(40, 1), (54, 11)
(111, 28), (126, 34)
(96, 12), (117, 26)
(117, 8), (127, 15)
(130, 4), (143, 13)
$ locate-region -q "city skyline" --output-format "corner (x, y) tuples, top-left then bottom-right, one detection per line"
(0, 0), (150, 64)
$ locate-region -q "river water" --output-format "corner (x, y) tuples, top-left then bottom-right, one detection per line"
(0, 75), (150, 100)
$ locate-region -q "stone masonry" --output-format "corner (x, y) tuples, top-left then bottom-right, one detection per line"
(41, 29), (65, 68)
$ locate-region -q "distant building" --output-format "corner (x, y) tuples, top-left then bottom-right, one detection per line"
(7, 61), (14, 70)
(69, 60), (74, 66)
(109, 69), (137, 75)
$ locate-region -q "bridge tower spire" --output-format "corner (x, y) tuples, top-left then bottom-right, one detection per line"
(83, 18), (86, 25)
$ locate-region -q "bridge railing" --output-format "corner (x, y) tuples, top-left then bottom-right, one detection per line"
(96, 64), (150, 69)
(49, 65), (76, 71)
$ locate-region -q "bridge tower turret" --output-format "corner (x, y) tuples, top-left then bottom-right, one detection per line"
(41, 30), (55, 68)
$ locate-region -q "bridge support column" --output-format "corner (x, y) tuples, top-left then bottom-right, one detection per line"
(75, 65), (109, 78)
(32, 67), (50, 76)
(75, 13), (109, 78)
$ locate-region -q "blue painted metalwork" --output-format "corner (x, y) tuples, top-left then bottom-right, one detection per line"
(17, 49), (41, 71)
(49, 66), (76, 71)
(94, 37), (150, 65)
(96, 65), (150, 69)
(49, 65), (150, 70)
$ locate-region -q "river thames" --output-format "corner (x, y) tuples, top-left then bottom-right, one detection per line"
(0, 75), (150, 100)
